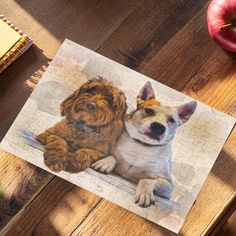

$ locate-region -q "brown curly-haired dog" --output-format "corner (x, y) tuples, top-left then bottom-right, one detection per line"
(36, 77), (127, 173)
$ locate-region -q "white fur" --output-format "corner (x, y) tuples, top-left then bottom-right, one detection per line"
(113, 130), (172, 183)
(93, 82), (197, 207)
(93, 124), (173, 207)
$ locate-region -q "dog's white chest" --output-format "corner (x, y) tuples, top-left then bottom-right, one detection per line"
(113, 131), (172, 183)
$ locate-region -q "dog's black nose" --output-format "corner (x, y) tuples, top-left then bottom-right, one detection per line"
(150, 122), (166, 135)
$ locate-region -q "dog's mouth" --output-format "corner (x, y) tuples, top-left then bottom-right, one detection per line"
(145, 132), (164, 141)
(138, 130), (164, 142)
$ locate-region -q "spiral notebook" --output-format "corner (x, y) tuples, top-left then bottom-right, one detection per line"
(0, 14), (33, 73)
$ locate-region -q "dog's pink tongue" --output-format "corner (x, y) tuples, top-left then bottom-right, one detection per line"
(144, 127), (151, 133)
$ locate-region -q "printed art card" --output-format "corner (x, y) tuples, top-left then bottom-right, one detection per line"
(1, 39), (235, 233)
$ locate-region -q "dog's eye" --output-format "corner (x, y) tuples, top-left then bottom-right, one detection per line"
(144, 108), (155, 116)
(168, 117), (176, 124)
(87, 102), (97, 110)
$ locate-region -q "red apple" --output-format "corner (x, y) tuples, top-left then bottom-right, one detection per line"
(207, 0), (236, 52)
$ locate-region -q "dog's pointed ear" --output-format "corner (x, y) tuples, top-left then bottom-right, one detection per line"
(137, 81), (155, 104)
(60, 89), (79, 116)
(177, 101), (197, 124)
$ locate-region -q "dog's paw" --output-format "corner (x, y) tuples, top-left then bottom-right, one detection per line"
(135, 179), (155, 208)
(92, 155), (117, 174)
(36, 132), (48, 145)
(44, 143), (68, 172)
(66, 152), (92, 173)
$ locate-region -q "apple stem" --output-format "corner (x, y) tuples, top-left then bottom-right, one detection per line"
(219, 23), (232, 30)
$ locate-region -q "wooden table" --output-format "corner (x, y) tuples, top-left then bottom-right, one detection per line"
(0, 1), (235, 235)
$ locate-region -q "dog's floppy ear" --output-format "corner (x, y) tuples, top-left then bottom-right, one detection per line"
(137, 81), (155, 104)
(60, 89), (80, 116)
(112, 91), (127, 118)
(177, 101), (197, 124)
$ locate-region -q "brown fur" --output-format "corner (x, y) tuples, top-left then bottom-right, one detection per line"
(137, 99), (161, 110)
(36, 77), (127, 173)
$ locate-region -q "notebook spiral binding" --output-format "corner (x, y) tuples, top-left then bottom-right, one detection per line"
(0, 14), (33, 73)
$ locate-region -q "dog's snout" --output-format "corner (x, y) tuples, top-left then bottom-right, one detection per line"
(86, 102), (97, 110)
(150, 122), (166, 135)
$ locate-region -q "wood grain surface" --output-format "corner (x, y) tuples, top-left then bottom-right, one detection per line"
(0, 0), (235, 235)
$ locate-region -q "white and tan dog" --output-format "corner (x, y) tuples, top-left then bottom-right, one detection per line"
(92, 82), (197, 207)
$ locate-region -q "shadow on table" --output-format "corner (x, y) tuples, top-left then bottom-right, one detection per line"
(0, 45), (50, 141)
(0, 195), (21, 229)
(0, 157), (51, 231)
(0, 188), (62, 236)
(14, 0), (116, 48)
(211, 148), (236, 190)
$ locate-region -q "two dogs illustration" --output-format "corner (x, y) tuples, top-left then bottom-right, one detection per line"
(37, 77), (197, 207)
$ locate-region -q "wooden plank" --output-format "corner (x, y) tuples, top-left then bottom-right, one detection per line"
(0, 0), (143, 231)
(13, 0), (146, 51)
(98, 0), (208, 68)
(72, 201), (175, 236)
(216, 207), (236, 236)
(183, 46), (236, 114)
(0, 152), (51, 229)
(2, 178), (101, 236)
(98, 1), (209, 90)
(139, 5), (216, 91)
